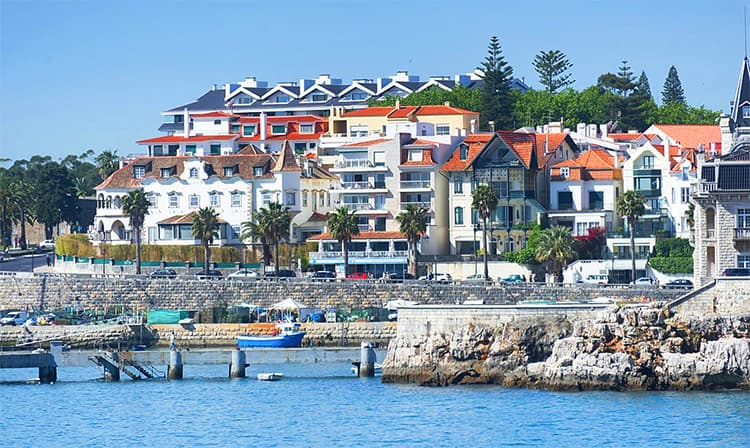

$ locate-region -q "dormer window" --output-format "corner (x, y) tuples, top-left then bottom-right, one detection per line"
(189, 168), (199, 179)
(189, 194), (199, 208)
(147, 193), (156, 207)
(223, 167), (236, 177)
(243, 125), (256, 136)
(346, 91), (367, 101)
(271, 125), (286, 135)
(743, 105), (750, 118)
(275, 94), (290, 103)
(253, 167), (264, 176)
(300, 124), (314, 134)
(560, 167), (570, 178)
(231, 124), (240, 133)
(160, 168), (171, 178)
(133, 166), (145, 179)
(459, 144), (468, 161)
(408, 150), (423, 162)
(311, 94), (328, 102)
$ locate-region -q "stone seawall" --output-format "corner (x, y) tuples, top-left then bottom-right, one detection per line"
(0, 274), (682, 312)
(669, 278), (750, 316)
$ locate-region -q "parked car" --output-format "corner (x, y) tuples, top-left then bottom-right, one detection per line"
(383, 272), (415, 283)
(195, 269), (223, 280)
(633, 277), (654, 286)
(1, 311), (29, 326)
(149, 268), (177, 279)
(346, 272), (370, 280)
(721, 267), (750, 277)
(40, 239), (55, 249)
(463, 273), (489, 282)
(227, 269), (259, 280)
(263, 269), (296, 281)
(419, 273), (453, 284)
(499, 274), (525, 283)
(310, 271), (336, 282)
(583, 274), (608, 285)
(664, 279), (693, 289)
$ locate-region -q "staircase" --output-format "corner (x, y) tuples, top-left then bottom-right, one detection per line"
(89, 352), (164, 380)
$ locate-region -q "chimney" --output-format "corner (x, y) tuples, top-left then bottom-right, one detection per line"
(470, 119), (477, 134)
(260, 112), (267, 152)
(599, 124), (608, 138)
(614, 152), (620, 169)
(664, 139), (670, 160)
(395, 99), (400, 110)
(444, 101), (450, 107)
(212, 84), (217, 91)
(489, 121), (495, 133)
(183, 108), (190, 137)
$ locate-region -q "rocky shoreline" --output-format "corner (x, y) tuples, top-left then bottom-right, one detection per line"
(381, 304), (750, 391)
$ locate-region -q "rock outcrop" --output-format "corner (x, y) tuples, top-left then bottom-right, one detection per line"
(381, 304), (750, 390)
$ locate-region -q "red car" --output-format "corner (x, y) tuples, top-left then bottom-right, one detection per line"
(346, 272), (370, 280)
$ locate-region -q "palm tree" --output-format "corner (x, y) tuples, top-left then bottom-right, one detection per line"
(616, 190), (646, 283)
(242, 203), (290, 276)
(121, 190), (150, 275)
(95, 150), (120, 180)
(472, 184), (499, 281)
(192, 207), (221, 272)
(240, 219), (271, 267)
(396, 204), (429, 276)
(534, 226), (575, 283)
(327, 206), (359, 276)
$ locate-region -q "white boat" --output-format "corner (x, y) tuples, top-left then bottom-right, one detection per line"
(257, 372), (283, 381)
(350, 363), (383, 375)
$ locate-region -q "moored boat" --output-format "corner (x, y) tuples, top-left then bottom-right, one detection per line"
(237, 320), (305, 348)
(257, 372), (283, 381)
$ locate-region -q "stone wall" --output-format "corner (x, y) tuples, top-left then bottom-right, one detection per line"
(669, 278), (750, 316)
(0, 274), (683, 313)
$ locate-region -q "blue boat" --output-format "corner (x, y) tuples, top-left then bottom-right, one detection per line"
(237, 321), (306, 348)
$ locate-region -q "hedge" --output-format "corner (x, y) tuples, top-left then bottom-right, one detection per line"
(649, 256), (693, 274)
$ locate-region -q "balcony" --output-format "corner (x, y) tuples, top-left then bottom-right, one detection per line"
(310, 250), (409, 260)
(400, 201), (431, 209)
(342, 203), (373, 211)
(399, 180), (432, 190)
(330, 159), (387, 172)
(342, 181), (372, 189)
(735, 228), (750, 240)
(333, 181), (387, 193)
(637, 189), (661, 198)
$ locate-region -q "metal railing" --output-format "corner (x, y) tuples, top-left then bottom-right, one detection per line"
(400, 201), (431, 208)
(309, 250), (408, 259)
(340, 181), (373, 189)
(334, 159), (373, 169)
(735, 227), (750, 239)
(342, 203), (372, 211)
(399, 180), (431, 189)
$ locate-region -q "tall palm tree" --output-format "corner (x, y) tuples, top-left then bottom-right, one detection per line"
(12, 180), (33, 249)
(192, 207), (221, 271)
(472, 184), (499, 281)
(617, 190), (646, 283)
(242, 203), (290, 276)
(240, 219), (271, 267)
(534, 226), (575, 283)
(396, 204), (429, 276)
(121, 190), (150, 275)
(95, 150), (120, 180)
(327, 206), (359, 276)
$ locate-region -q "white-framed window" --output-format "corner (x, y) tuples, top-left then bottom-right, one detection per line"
(738, 255), (750, 268)
(319, 192), (325, 207)
(262, 193), (272, 206)
(189, 194), (199, 208)
(210, 144), (221, 155)
(642, 155), (654, 168)
(408, 150), (422, 162)
(275, 94), (290, 103)
(302, 191), (308, 207)
(454, 176), (463, 194)
(210, 193), (220, 207)
(681, 187), (690, 203)
(231, 124), (240, 133)
(743, 105), (750, 118)
(311, 93), (328, 102)
(560, 167), (569, 178)
(271, 124), (286, 134)
(738, 209), (750, 228)
(253, 167), (264, 177)
(189, 168), (199, 179)
(160, 168), (171, 178)
(185, 145), (196, 154)
(300, 124), (314, 134)
(436, 124), (450, 136)
(168, 194), (178, 208)
(223, 167), (235, 177)
(454, 207), (464, 225)
(286, 192), (296, 205)
(213, 119), (221, 125)
(231, 192), (241, 207)
(147, 194), (156, 207)
(231, 226), (241, 240)
(133, 166), (145, 179)
(243, 125), (256, 136)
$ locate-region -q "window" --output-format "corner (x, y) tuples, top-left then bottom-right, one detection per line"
(436, 124), (450, 136)
(681, 187), (690, 203)
(231, 226), (241, 240)
(189, 168), (199, 179)
(224, 167), (235, 177)
(214, 119), (221, 125)
(347, 91), (367, 101)
(262, 193), (273, 206)
(408, 150), (422, 162)
(309, 142), (316, 149)
(185, 145), (196, 154)
(153, 145), (163, 155)
(231, 192), (241, 207)
(373, 152), (385, 166)
(147, 194), (156, 207)
(271, 125), (286, 135)
(681, 167), (689, 180)
(253, 166), (264, 177)
(454, 176), (463, 194)
(189, 194), (199, 208)
(459, 144), (468, 161)
(739, 255), (750, 268)
(642, 155), (654, 168)
(231, 124), (240, 133)
(286, 192), (296, 205)
(375, 217), (386, 231)
(374, 173), (386, 189)
(168, 194), (178, 208)
(558, 191), (573, 210)
(210, 144), (221, 155)
(300, 124), (314, 134)
(454, 207), (464, 225)
(311, 94), (328, 102)
(243, 125), (256, 136)
(374, 194), (386, 209)
(471, 209), (478, 226)
(588, 191), (604, 209)
(133, 166), (145, 179)
(160, 168), (171, 178)
(560, 167), (570, 178)
(168, 144), (179, 155)
(275, 94), (290, 103)
(738, 209), (750, 228)
(302, 192), (308, 207)
(294, 143), (306, 154)
(743, 105), (750, 118)
(210, 193), (220, 207)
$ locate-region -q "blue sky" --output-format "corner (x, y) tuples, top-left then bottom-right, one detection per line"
(1, 0), (748, 163)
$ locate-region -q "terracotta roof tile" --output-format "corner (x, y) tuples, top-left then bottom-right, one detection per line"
(158, 211), (228, 225)
(307, 230), (405, 241)
(137, 135), (237, 144)
(653, 124), (722, 151)
(496, 130), (535, 168)
(441, 133), (493, 172)
(550, 149), (620, 181)
(534, 133), (567, 154)
(387, 106), (419, 119)
(414, 105), (479, 116)
(341, 138), (392, 147)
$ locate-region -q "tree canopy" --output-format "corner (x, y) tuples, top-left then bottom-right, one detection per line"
(662, 65), (686, 105)
(479, 35), (515, 130)
(532, 49), (574, 94)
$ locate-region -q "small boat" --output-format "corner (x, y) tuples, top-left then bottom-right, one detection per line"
(350, 363), (383, 375)
(178, 318), (195, 325)
(257, 372), (283, 381)
(238, 320), (305, 348)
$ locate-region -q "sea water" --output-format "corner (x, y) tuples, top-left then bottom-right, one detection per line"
(0, 363), (748, 447)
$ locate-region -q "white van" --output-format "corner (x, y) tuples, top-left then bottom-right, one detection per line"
(583, 274), (609, 285)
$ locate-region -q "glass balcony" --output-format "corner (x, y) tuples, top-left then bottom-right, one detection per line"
(334, 159), (373, 169)
(399, 180), (432, 189)
(342, 203), (372, 211)
(340, 181), (372, 190)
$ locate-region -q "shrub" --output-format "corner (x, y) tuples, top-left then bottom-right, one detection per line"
(649, 256), (693, 274)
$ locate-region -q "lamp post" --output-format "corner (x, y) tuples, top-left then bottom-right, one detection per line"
(101, 232), (108, 275)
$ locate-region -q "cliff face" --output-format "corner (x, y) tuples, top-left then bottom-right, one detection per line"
(381, 305), (750, 390)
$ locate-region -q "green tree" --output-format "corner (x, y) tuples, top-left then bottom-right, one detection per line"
(371, 85), (481, 112)
(472, 184), (499, 281)
(243, 202), (290, 276)
(662, 65), (685, 105)
(327, 206), (359, 276)
(240, 218), (271, 267)
(33, 162), (77, 239)
(192, 207), (221, 271)
(635, 70), (653, 101)
(616, 190), (646, 282)
(121, 189), (150, 275)
(479, 35), (515, 130)
(395, 204), (429, 276)
(534, 226), (575, 283)
(532, 49), (574, 94)
(95, 150), (120, 180)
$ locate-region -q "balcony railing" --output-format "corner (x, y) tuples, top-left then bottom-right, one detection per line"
(342, 203), (372, 211)
(399, 180), (431, 189)
(735, 228), (750, 240)
(357, 224), (372, 232)
(694, 182), (717, 194)
(310, 250), (409, 259)
(334, 159), (374, 169)
(401, 201), (431, 208)
(340, 181), (373, 190)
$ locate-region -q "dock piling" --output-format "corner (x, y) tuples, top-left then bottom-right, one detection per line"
(359, 340), (376, 377)
(168, 350), (183, 380)
(229, 349), (247, 378)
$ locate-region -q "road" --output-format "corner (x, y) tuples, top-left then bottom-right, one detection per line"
(0, 253), (49, 272)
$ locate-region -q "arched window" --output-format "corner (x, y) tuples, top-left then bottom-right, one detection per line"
(106, 196), (112, 208)
(98, 194), (104, 208)
(113, 196), (121, 209)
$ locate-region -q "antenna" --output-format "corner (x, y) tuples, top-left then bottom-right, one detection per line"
(745, 6), (748, 58)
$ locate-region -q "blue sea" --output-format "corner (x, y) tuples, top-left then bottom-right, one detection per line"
(0, 362), (748, 447)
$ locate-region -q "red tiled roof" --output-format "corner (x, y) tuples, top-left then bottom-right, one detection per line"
(158, 211), (229, 225)
(307, 212), (329, 221)
(534, 133), (568, 154)
(607, 133), (643, 141)
(414, 105), (478, 116)
(652, 124), (721, 150)
(340, 107), (394, 118)
(440, 133), (493, 172)
(137, 135), (238, 144)
(191, 112), (237, 118)
(496, 130), (535, 169)
(341, 138), (391, 147)
(307, 230), (405, 241)
(550, 149), (620, 181)
(387, 106), (419, 119)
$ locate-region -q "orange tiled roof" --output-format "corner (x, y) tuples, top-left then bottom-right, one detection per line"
(158, 211), (229, 225)
(137, 135), (238, 144)
(307, 230), (405, 241)
(387, 106), (419, 119)
(415, 105), (478, 116)
(191, 112), (237, 118)
(440, 133), (493, 172)
(550, 149), (620, 181)
(534, 133), (568, 154)
(653, 124), (721, 150)
(341, 138), (392, 147)
(496, 130), (535, 168)
(607, 133), (643, 141)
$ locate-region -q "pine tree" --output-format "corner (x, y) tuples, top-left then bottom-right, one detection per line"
(662, 65), (686, 104)
(635, 70), (652, 100)
(616, 60), (636, 97)
(479, 36), (515, 130)
(532, 49), (574, 94)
